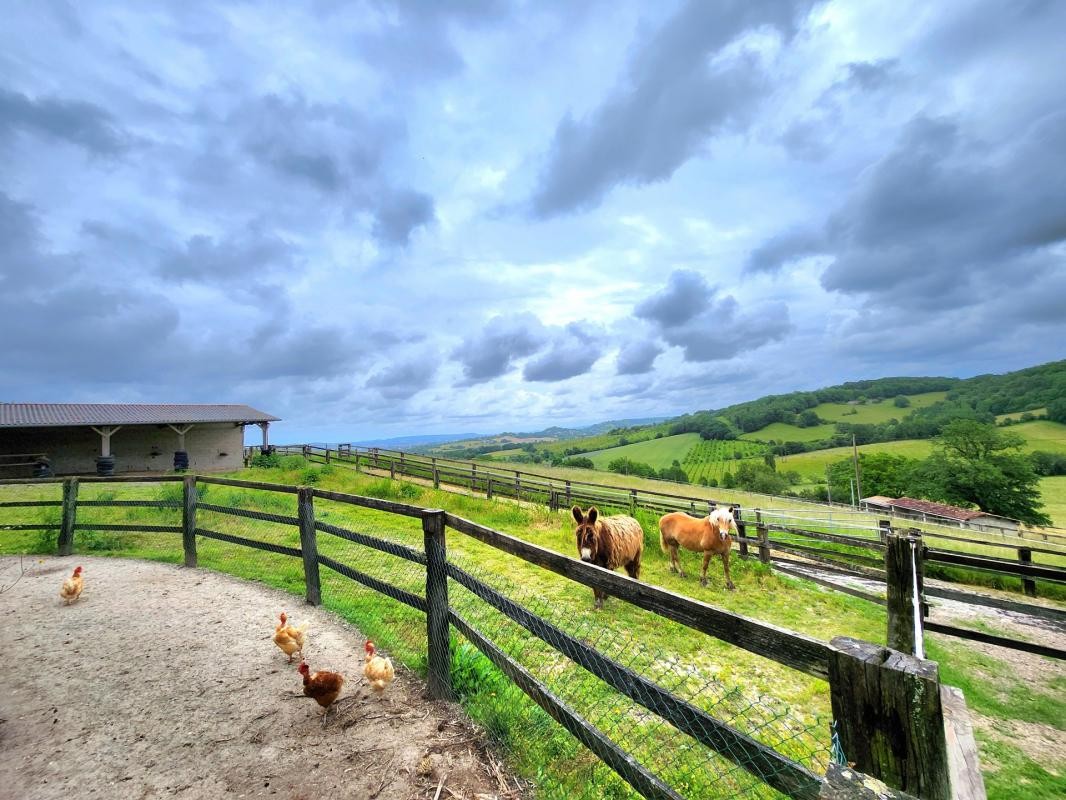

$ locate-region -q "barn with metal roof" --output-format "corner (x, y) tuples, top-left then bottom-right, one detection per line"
(0, 404), (279, 476)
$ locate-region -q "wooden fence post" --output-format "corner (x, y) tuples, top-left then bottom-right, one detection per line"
(885, 531), (924, 655)
(829, 637), (952, 800)
(1018, 548), (1036, 597)
(734, 505), (748, 560)
(353, 451), (360, 472)
(58, 477), (78, 556)
(297, 487), (321, 606)
(629, 489), (637, 514)
(182, 475), (198, 568)
(486, 476), (493, 499)
(422, 509), (455, 701)
(515, 475), (521, 499)
(432, 458), (440, 489)
(390, 459), (395, 480)
(755, 510), (770, 564)
(325, 447), (331, 464)
(565, 480), (572, 507)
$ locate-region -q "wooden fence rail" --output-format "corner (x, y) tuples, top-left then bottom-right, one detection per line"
(1, 474), (985, 799)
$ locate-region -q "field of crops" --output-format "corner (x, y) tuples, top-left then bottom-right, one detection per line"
(582, 433), (700, 470)
(811, 391), (948, 424)
(681, 439), (768, 484)
(739, 422), (836, 443)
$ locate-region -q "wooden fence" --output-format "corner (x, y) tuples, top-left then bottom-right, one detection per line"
(265, 443), (1066, 661)
(0, 472), (986, 800)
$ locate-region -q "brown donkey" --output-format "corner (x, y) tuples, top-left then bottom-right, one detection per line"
(658, 506), (736, 590)
(571, 506), (644, 609)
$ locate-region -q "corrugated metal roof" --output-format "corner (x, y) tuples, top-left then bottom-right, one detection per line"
(885, 496), (988, 521)
(0, 404), (279, 428)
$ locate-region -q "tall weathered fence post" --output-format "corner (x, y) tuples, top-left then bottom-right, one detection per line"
(58, 477), (78, 556)
(1018, 548), (1036, 597)
(297, 487), (321, 606)
(829, 637), (952, 799)
(422, 509), (455, 701)
(389, 458), (395, 479)
(878, 519), (891, 544)
(885, 530), (924, 655)
(565, 480), (572, 507)
(182, 475), (198, 567)
(486, 476), (493, 499)
(734, 505), (748, 559)
(629, 489), (637, 514)
(755, 510), (770, 564)
(325, 447), (331, 464)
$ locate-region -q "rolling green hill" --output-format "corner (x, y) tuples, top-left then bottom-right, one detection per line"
(740, 422), (836, 443)
(582, 433), (700, 470)
(1011, 419), (1066, 454)
(811, 391), (949, 425)
(777, 440), (937, 482)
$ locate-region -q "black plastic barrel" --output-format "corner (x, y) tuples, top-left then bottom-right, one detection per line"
(173, 450), (189, 472)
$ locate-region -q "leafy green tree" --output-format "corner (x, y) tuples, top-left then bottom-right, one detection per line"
(606, 457), (657, 478)
(915, 420), (1050, 525)
(893, 395), (911, 408)
(1048, 397), (1066, 425)
(658, 460), (689, 483)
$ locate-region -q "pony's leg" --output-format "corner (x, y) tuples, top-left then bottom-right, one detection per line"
(722, 548), (735, 591)
(700, 551), (712, 587)
(670, 544), (684, 577)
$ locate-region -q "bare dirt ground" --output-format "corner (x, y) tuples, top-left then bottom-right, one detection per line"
(0, 556), (522, 800)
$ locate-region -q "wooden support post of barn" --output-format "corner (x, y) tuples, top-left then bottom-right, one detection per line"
(1018, 548), (1036, 597)
(885, 531), (925, 656)
(828, 637), (953, 800)
(182, 475), (198, 568)
(734, 505), (748, 560)
(422, 509), (455, 701)
(755, 510), (770, 564)
(58, 477), (78, 556)
(297, 487), (321, 606)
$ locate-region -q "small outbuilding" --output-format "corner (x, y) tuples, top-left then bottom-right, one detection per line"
(860, 495), (1019, 534)
(0, 403), (279, 477)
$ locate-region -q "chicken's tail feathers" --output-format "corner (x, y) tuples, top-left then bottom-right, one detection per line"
(370, 679), (388, 692)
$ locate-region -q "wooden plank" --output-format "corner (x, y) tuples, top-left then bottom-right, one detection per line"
(925, 548), (1066, 583)
(444, 513), (833, 679)
(77, 500), (181, 508)
(423, 510), (454, 701)
(447, 563), (823, 799)
(0, 501), (62, 507)
(196, 475), (299, 493)
(828, 637), (951, 800)
(314, 520), (427, 565)
(317, 553), (427, 613)
(766, 538), (884, 567)
(297, 487), (321, 605)
(449, 610), (685, 800)
(924, 621), (1066, 660)
(767, 542), (887, 577)
(924, 585), (1066, 625)
(198, 502), (299, 527)
(922, 529), (1066, 557)
(0, 524), (59, 530)
(72, 523), (181, 532)
(766, 525), (886, 550)
(772, 562), (886, 606)
(940, 685), (988, 800)
(312, 487), (423, 518)
(194, 527), (302, 558)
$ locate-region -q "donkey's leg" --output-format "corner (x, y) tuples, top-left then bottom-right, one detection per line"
(625, 554), (641, 581)
(722, 547), (735, 591)
(593, 587), (605, 610)
(700, 551), (712, 587)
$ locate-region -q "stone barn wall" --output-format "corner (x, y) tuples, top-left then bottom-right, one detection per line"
(0, 424), (246, 475)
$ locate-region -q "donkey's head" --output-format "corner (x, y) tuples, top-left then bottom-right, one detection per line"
(572, 506), (601, 563)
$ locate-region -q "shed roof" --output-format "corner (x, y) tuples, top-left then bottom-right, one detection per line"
(0, 404), (279, 428)
(876, 495), (989, 521)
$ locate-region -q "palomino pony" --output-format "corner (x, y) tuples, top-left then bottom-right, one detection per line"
(658, 506), (737, 590)
(571, 506), (644, 609)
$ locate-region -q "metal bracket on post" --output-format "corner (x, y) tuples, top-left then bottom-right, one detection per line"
(422, 509), (455, 701)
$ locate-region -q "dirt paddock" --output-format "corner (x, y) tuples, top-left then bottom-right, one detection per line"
(1, 556), (520, 800)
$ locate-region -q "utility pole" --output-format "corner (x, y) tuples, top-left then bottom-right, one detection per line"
(852, 434), (863, 506)
(850, 477), (856, 507)
(825, 465), (833, 504)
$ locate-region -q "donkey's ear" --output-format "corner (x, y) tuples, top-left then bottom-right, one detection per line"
(587, 507), (599, 524)
(571, 506), (584, 524)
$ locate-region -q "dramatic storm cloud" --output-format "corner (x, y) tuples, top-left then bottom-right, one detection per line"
(1, 0), (1063, 441)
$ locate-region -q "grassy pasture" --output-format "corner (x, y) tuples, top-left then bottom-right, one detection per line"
(740, 422), (837, 443)
(1039, 477), (1066, 528)
(811, 391), (949, 425)
(582, 433), (701, 470)
(776, 440), (937, 482)
(996, 407), (1047, 422)
(1011, 420), (1066, 455)
(1, 461), (1062, 799)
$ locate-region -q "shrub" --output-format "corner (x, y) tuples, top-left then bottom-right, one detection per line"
(560, 456), (595, 469)
(250, 451), (281, 468)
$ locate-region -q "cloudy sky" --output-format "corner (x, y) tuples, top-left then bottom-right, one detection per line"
(2, 0), (1064, 444)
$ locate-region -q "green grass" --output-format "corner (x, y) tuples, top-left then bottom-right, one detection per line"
(3, 462), (1062, 799)
(1012, 420), (1066, 455)
(996, 407), (1047, 423)
(1039, 477), (1066, 528)
(740, 422), (837, 443)
(581, 433), (702, 470)
(811, 392), (948, 424)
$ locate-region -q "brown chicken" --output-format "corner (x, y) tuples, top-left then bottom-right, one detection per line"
(363, 640), (395, 695)
(273, 611), (308, 662)
(59, 566), (84, 604)
(297, 661), (345, 725)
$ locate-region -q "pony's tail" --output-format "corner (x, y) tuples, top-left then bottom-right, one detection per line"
(659, 523), (669, 554)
